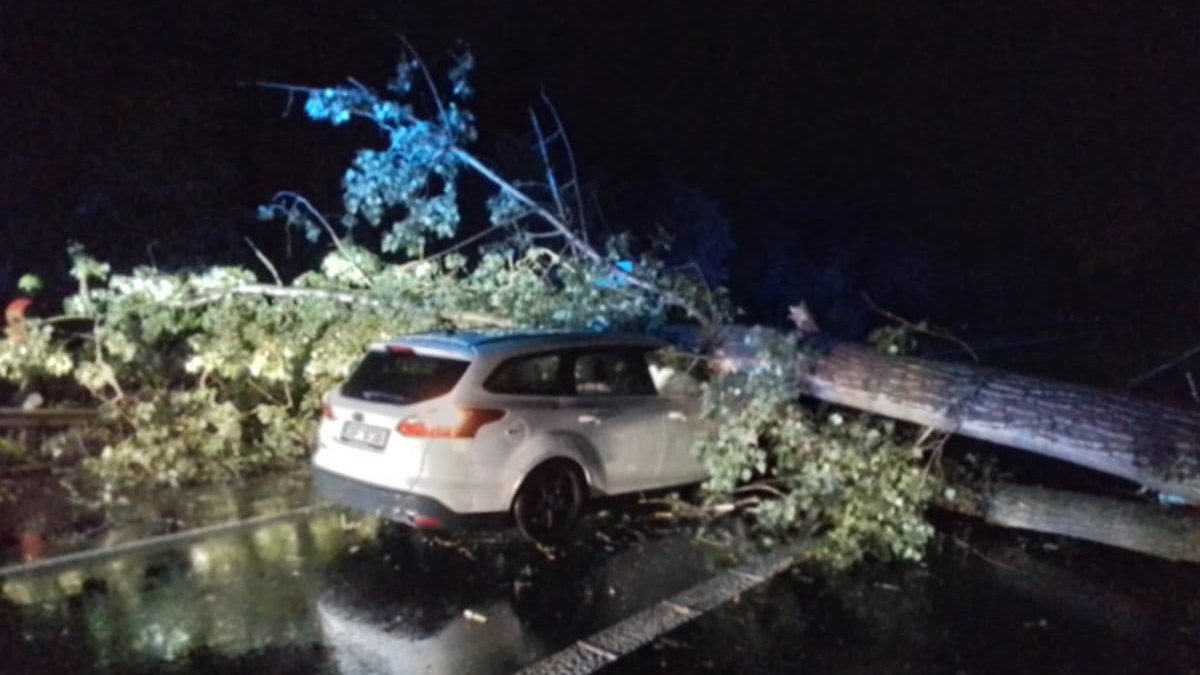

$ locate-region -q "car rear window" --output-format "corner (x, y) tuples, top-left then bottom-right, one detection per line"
(341, 350), (470, 404)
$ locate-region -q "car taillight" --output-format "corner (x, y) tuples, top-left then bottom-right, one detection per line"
(398, 407), (506, 438)
(321, 394), (335, 420)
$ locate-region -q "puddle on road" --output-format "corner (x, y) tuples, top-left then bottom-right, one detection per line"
(0, 507), (737, 675)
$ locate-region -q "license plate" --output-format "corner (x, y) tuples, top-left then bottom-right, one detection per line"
(341, 421), (389, 449)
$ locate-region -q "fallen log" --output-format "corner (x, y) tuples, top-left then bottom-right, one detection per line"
(704, 322), (1200, 502)
(791, 337), (1200, 503)
(940, 481), (1200, 563)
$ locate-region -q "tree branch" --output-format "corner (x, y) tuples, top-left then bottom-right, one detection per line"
(862, 292), (978, 361)
(1125, 341), (1200, 392)
(244, 237), (283, 286)
(539, 92), (588, 239)
(176, 283), (514, 328)
(449, 147), (712, 325)
(264, 191), (372, 287)
(529, 107), (570, 225)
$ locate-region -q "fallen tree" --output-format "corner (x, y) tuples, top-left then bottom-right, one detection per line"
(940, 481), (1200, 563)
(789, 335), (1200, 502)
(8, 44), (1197, 569)
(708, 321), (1200, 562)
(0, 48), (942, 570)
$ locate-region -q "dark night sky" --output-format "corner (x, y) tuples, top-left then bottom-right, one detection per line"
(4, 1), (1200, 331)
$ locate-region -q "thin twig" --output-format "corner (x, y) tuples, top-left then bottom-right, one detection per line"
(266, 191), (372, 287)
(448, 146), (711, 325)
(415, 226), (505, 264)
(733, 481), (788, 498)
(863, 293), (978, 361)
(397, 37), (448, 124)
(1125, 342), (1200, 391)
(917, 427), (951, 482)
(244, 237), (283, 286)
(255, 80), (318, 97)
(540, 93), (589, 239)
(528, 108), (570, 224)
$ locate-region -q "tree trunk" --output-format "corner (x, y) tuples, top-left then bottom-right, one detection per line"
(793, 338), (1200, 502)
(940, 481), (1200, 563)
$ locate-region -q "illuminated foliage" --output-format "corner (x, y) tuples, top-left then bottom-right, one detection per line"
(695, 328), (935, 569)
(0, 49), (935, 568)
(268, 49), (477, 257)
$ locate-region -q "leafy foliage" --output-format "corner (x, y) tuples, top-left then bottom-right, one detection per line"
(0, 48), (936, 568)
(695, 328), (935, 569)
(0, 323), (73, 383)
(278, 49), (477, 257)
(17, 274), (43, 294)
(4, 243), (699, 485)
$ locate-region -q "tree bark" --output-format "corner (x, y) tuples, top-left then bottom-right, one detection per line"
(794, 338), (1200, 502)
(940, 481), (1200, 563)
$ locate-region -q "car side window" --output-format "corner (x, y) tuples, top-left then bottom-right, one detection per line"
(484, 353), (564, 395)
(646, 348), (704, 397)
(572, 350), (658, 397)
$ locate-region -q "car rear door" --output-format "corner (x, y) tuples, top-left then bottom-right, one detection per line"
(567, 348), (668, 493)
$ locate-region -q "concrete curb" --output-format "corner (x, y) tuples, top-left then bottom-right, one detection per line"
(515, 542), (810, 675)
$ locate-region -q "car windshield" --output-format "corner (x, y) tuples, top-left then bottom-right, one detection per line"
(341, 350), (470, 404)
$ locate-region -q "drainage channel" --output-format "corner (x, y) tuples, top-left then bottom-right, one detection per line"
(0, 503), (331, 580)
(515, 542), (811, 675)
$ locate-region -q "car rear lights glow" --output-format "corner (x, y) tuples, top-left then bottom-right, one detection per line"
(397, 407), (506, 438)
(409, 514), (443, 529)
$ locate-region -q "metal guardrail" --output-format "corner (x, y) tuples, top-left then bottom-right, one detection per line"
(0, 504), (332, 580)
(0, 407), (99, 429)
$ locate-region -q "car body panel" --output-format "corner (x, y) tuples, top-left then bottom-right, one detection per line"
(312, 330), (709, 529)
(568, 394), (667, 491)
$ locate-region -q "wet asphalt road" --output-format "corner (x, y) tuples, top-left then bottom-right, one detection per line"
(605, 535), (1200, 675)
(3, 472), (1199, 675)
(0, 504), (735, 675)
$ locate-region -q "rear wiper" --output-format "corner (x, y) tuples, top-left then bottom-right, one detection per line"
(359, 390), (409, 404)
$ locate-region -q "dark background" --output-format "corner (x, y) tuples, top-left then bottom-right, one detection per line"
(4, 1), (1199, 337)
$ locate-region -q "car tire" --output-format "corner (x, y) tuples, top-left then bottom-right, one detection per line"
(512, 461), (585, 544)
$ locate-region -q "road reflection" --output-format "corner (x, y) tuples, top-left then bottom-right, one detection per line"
(1, 507), (729, 675)
(2, 509), (354, 673)
(316, 517), (727, 675)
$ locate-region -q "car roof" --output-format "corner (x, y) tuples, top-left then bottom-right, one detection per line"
(378, 330), (666, 359)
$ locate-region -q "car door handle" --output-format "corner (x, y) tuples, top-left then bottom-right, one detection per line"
(578, 414), (603, 425)
(668, 411), (688, 422)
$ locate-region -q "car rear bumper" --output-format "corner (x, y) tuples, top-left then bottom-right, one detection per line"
(313, 466), (508, 530)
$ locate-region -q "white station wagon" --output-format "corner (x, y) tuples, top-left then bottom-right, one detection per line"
(312, 331), (708, 542)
